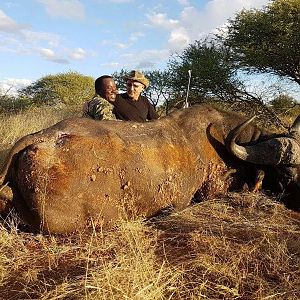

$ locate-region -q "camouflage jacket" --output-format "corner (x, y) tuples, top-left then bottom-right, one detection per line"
(82, 94), (116, 120)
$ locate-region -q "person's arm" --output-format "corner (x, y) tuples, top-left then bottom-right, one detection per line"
(92, 98), (116, 120)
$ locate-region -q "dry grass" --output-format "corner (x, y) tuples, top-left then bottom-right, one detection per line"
(0, 106), (79, 169)
(0, 108), (300, 299)
(0, 193), (299, 299)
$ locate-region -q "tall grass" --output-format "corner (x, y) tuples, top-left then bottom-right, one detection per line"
(0, 108), (299, 299)
(0, 106), (79, 168)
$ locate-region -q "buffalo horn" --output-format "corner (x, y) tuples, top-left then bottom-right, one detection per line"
(226, 116), (300, 165)
(290, 114), (300, 138)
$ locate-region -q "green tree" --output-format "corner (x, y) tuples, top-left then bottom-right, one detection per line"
(270, 94), (300, 117)
(19, 71), (94, 107)
(167, 39), (255, 103)
(143, 70), (172, 108)
(224, 0), (300, 85)
(112, 69), (127, 93)
(0, 85), (33, 113)
(167, 39), (286, 127)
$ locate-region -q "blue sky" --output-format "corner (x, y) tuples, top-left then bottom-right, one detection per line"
(0, 0), (299, 100)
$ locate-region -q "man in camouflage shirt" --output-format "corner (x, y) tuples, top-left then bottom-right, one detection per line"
(82, 75), (117, 120)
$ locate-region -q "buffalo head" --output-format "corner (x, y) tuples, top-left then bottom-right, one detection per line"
(226, 114), (300, 209)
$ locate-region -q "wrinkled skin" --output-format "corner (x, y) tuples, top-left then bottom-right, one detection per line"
(0, 105), (299, 233)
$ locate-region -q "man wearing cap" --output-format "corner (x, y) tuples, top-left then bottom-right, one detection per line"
(113, 70), (159, 122)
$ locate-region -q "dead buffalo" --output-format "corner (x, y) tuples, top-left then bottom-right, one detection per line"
(0, 104), (299, 233)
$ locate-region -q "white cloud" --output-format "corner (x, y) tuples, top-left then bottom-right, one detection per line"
(0, 30), (72, 64)
(185, 0), (269, 37)
(93, 0), (134, 4)
(39, 47), (55, 59)
(100, 39), (130, 49)
(147, 0), (269, 51)
(0, 36), (22, 52)
(129, 32), (144, 42)
(0, 9), (28, 32)
(38, 0), (85, 20)
(21, 29), (61, 47)
(115, 42), (129, 49)
(38, 47), (69, 64)
(100, 33), (144, 51)
(69, 47), (86, 59)
(147, 13), (179, 30)
(0, 10), (62, 48)
(100, 62), (121, 69)
(0, 9), (88, 65)
(0, 78), (32, 95)
(178, 0), (190, 6)
(119, 49), (170, 69)
(106, 0), (134, 3)
(168, 27), (190, 50)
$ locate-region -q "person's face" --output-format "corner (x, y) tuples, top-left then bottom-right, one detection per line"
(126, 80), (144, 100)
(101, 78), (117, 102)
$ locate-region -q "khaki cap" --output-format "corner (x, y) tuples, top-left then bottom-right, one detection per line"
(125, 70), (149, 88)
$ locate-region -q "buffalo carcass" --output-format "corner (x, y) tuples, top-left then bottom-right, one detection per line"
(0, 105), (299, 233)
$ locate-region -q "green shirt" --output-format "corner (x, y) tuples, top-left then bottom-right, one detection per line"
(83, 94), (116, 120)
